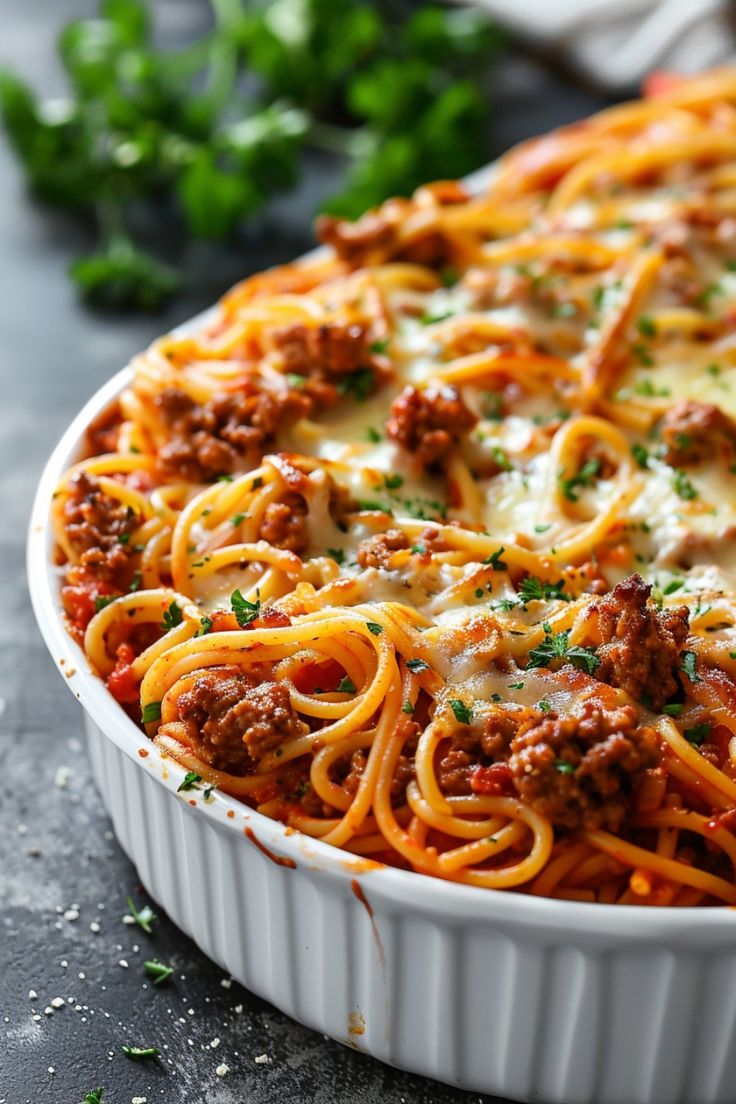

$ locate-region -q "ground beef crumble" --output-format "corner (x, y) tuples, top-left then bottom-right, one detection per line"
(386, 384), (476, 467)
(63, 471), (138, 584)
(177, 668), (301, 774)
(592, 574), (690, 710)
(257, 493), (308, 554)
(508, 702), (660, 831)
(155, 385), (311, 482)
(356, 529), (410, 569)
(270, 320), (386, 392)
(660, 399), (736, 466)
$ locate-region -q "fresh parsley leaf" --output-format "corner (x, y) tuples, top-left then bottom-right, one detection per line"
(194, 615), (213, 637)
(366, 621), (383, 635)
(680, 651), (701, 683)
(683, 722), (711, 747)
(141, 701), (161, 725)
(122, 1045), (160, 1061)
(338, 368), (374, 402)
(94, 594), (117, 613)
(528, 625), (600, 674)
(384, 473), (404, 490)
(144, 959), (174, 986)
(450, 699), (472, 724)
(231, 589), (261, 627)
(558, 458), (601, 502)
(518, 576), (568, 605)
(672, 469), (698, 501)
(84, 1091), (104, 1104)
(364, 426), (382, 443)
(662, 703), (684, 716)
(336, 676), (356, 693)
(177, 771), (202, 793)
(401, 701), (415, 714)
(161, 600), (182, 632)
(555, 760), (574, 774)
(326, 547), (345, 564)
(406, 658), (430, 672)
(231, 513), (246, 526)
(126, 896), (156, 934)
(631, 443), (649, 469)
(637, 315), (656, 337)
(484, 546), (507, 570)
(369, 338), (389, 354)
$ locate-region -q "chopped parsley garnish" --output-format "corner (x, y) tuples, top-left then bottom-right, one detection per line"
(706, 363), (722, 376)
(161, 600), (183, 632)
(491, 445), (512, 471)
(518, 576), (569, 605)
(538, 701), (552, 713)
(127, 896), (157, 934)
(636, 315), (656, 337)
(286, 373), (306, 389)
(406, 658), (430, 672)
(217, 474), (234, 483)
(632, 344), (655, 368)
(118, 532), (131, 545)
(144, 960), (174, 986)
(634, 378), (670, 397)
(128, 571), (142, 592)
(369, 338), (389, 354)
(484, 546), (507, 570)
(411, 543), (427, 555)
(122, 1045), (160, 1061)
(508, 681), (525, 690)
(663, 579), (684, 595)
(94, 594), (117, 613)
(251, 476), (264, 490)
(366, 621), (383, 635)
(631, 443), (649, 469)
(680, 651), (702, 683)
(555, 760), (574, 774)
(384, 473), (404, 490)
(558, 458), (601, 502)
(534, 523), (551, 533)
(474, 587), (484, 598)
(684, 722), (711, 747)
(357, 498), (392, 513)
(672, 470), (698, 501)
(177, 771), (202, 792)
(481, 392), (504, 421)
(450, 699), (472, 724)
(527, 623), (600, 674)
(231, 589), (261, 627)
(141, 701), (162, 725)
(662, 703), (684, 716)
(364, 426), (382, 443)
(338, 367), (374, 402)
(194, 615), (213, 637)
(440, 266), (459, 287)
(551, 301), (576, 319)
(421, 308), (454, 325)
(336, 677), (356, 694)
(326, 547), (345, 564)
(401, 701), (415, 714)
(231, 513), (246, 526)
(84, 1091), (104, 1104)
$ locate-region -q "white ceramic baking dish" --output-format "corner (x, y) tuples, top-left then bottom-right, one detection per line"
(28, 233), (736, 1104)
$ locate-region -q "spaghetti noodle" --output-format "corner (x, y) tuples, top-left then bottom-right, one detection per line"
(52, 69), (736, 904)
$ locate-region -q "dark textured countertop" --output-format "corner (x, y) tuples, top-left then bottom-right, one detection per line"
(0, 3), (612, 1100)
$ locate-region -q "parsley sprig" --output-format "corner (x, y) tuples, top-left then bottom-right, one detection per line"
(0, 0), (501, 308)
(527, 623), (600, 675)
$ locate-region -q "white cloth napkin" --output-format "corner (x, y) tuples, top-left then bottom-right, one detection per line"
(464, 0), (735, 91)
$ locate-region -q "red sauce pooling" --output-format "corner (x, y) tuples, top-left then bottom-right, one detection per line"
(350, 879), (374, 919)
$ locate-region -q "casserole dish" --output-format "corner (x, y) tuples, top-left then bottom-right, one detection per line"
(29, 72), (736, 1100)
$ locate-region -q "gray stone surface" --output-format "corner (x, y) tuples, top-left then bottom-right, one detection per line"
(0, 2), (612, 1100)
